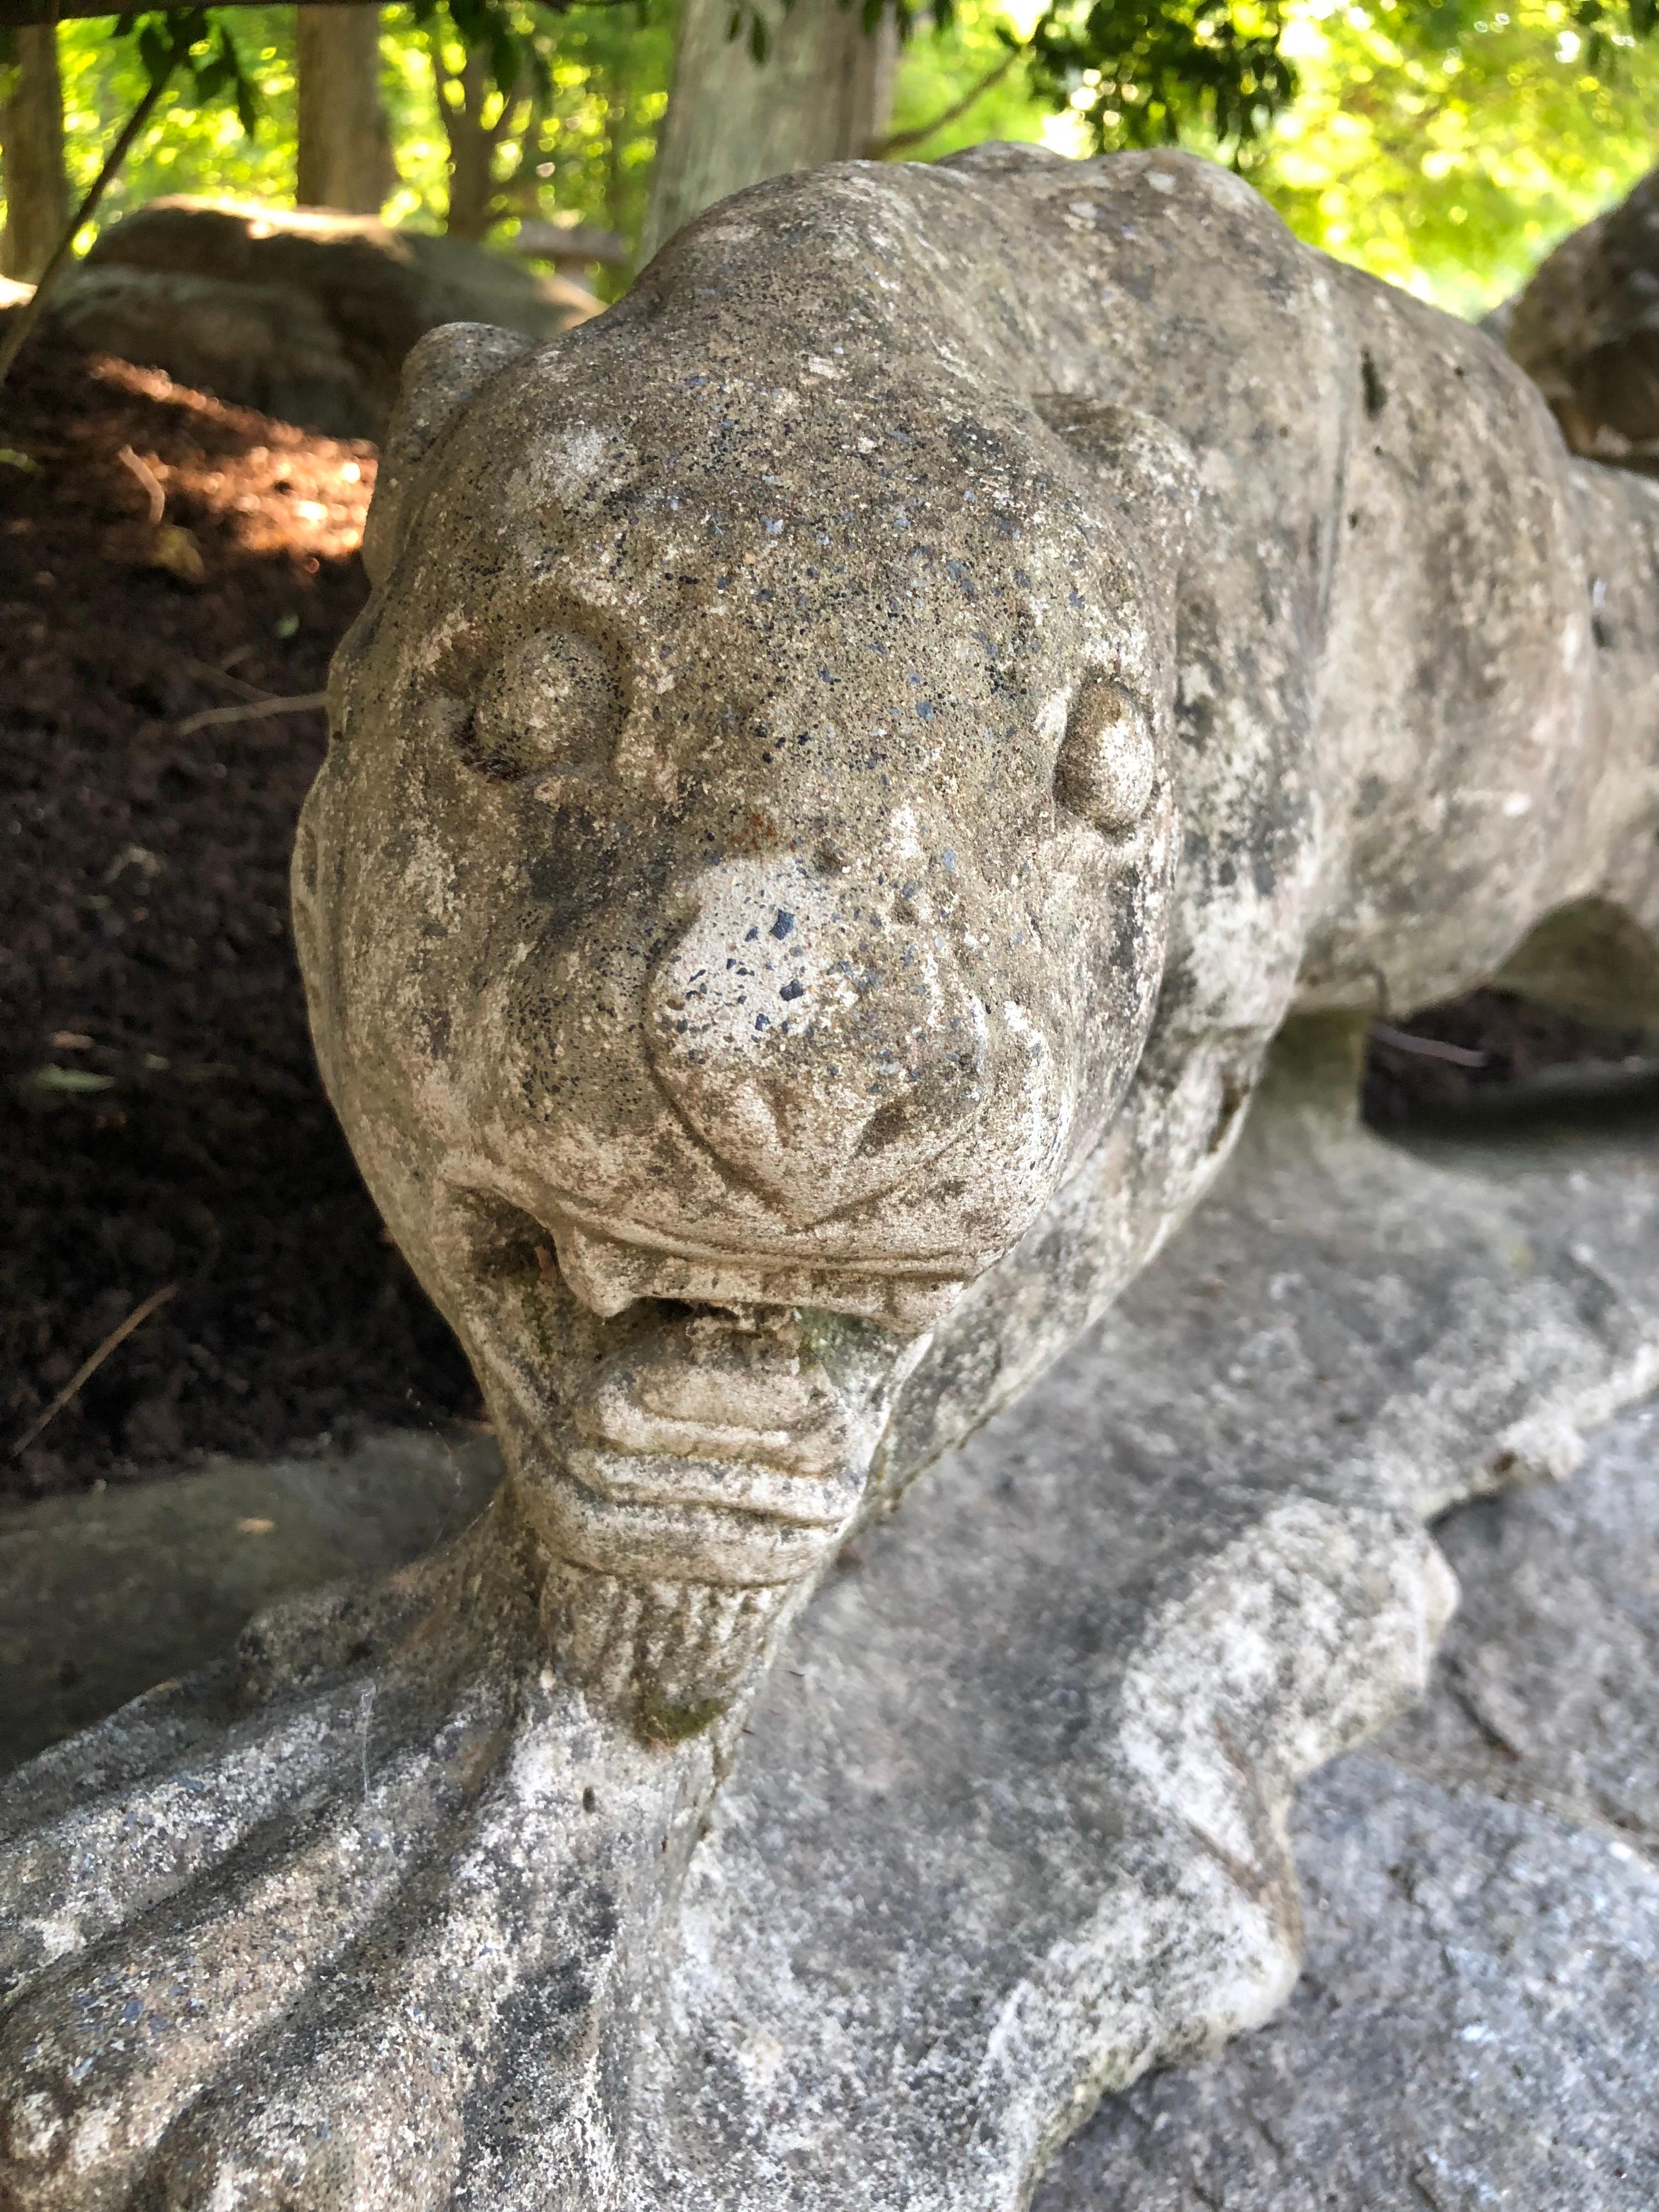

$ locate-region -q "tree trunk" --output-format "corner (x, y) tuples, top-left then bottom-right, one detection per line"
(1, 23), (68, 283)
(641, 0), (896, 262)
(443, 52), (501, 240)
(296, 5), (396, 216)
(427, 35), (528, 242)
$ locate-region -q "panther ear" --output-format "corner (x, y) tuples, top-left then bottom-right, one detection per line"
(1033, 397), (1198, 600)
(361, 322), (534, 586)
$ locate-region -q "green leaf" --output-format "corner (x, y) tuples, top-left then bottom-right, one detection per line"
(26, 1066), (117, 1096)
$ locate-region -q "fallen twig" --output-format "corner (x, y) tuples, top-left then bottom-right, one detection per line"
(1369, 1021), (1488, 1069)
(176, 691), (328, 738)
(10, 1283), (178, 1459)
(117, 444), (166, 524)
(178, 653), (275, 702)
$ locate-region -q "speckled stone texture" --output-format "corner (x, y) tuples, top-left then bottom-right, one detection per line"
(1504, 161), (1659, 469)
(7, 1046), (1659, 2208)
(1037, 1385), (1659, 2212)
(7, 143), (1659, 2208)
(297, 141), (1659, 1724)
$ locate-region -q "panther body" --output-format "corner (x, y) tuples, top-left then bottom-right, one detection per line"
(295, 143), (1659, 1694)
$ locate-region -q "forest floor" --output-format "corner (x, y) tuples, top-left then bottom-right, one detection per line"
(0, 335), (1646, 1500)
(2, 336), (478, 1501)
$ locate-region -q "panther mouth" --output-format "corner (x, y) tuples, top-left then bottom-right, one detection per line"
(562, 1440), (866, 1528)
(514, 1368), (879, 1584)
(481, 1249), (932, 1582)
(544, 1212), (975, 1335)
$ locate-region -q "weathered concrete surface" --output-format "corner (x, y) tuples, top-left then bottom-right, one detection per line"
(0, 1429), (499, 1774)
(5, 1054), (1659, 2208)
(1039, 1390), (1659, 2212)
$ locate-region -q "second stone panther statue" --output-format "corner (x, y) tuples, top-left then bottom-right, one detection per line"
(297, 139), (1659, 1719)
(6, 143), (1659, 2212)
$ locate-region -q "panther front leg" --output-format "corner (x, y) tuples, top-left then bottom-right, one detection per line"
(0, 1508), (726, 2212)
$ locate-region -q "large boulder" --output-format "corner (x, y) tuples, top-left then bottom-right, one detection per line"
(43, 197), (602, 439)
(1504, 167), (1659, 464)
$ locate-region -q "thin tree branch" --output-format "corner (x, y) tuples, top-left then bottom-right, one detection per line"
(0, 56), (174, 386)
(867, 44), (1022, 158)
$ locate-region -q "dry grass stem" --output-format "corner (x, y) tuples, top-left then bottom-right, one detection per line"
(1370, 1021), (1488, 1069)
(10, 1283), (179, 1459)
(176, 691), (328, 738)
(117, 444), (166, 524)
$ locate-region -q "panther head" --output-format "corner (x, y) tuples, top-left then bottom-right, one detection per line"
(294, 295), (1193, 1708)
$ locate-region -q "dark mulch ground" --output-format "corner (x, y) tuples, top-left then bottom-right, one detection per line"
(2, 336), (479, 1501)
(0, 334), (1646, 1500)
(1361, 990), (1652, 1123)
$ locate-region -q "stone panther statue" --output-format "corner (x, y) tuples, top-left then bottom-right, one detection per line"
(295, 139), (1659, 1714)
(4, 143), (1658, 2212)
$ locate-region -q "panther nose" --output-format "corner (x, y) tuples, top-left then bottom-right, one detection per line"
(645, 864), (987, 1224)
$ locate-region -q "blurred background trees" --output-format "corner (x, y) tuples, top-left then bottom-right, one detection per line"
(3, 0), (1659, 314)
(642, 0), (898, 257)
(1, 24), (67, 276)
(296, 3), (396, 213)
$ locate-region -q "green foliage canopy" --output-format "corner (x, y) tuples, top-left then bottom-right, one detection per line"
(50, 0), (668, 282)
(886, 0), (1659, 309)
(1029, 0), (1295, 154)
(12, 0), (1659, 324)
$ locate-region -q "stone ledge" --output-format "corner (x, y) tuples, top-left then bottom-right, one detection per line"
(0, 1427), (499, 1774)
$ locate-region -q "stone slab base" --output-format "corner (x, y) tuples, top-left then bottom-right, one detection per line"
(0, 1428), (499, 1774)
(4, 1065), (1659, 2207)
(1041, 1395), (1659, 2211)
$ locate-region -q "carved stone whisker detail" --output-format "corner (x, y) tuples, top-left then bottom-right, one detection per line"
(538, 1556), (800, 1728)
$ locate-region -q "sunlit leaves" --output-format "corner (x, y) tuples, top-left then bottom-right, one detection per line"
(1256, 0), (1659, 310)
(112, 7), (261, 137)
(881, 0), (1659, 312)
(25, 0), (1659, 326)
(1029, 0), (1297, 156)
(411, 0), (554, 104)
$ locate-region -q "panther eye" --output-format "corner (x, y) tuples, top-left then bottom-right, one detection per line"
(1053, 672), (1157, 834)
(462, 629), (625, 781)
